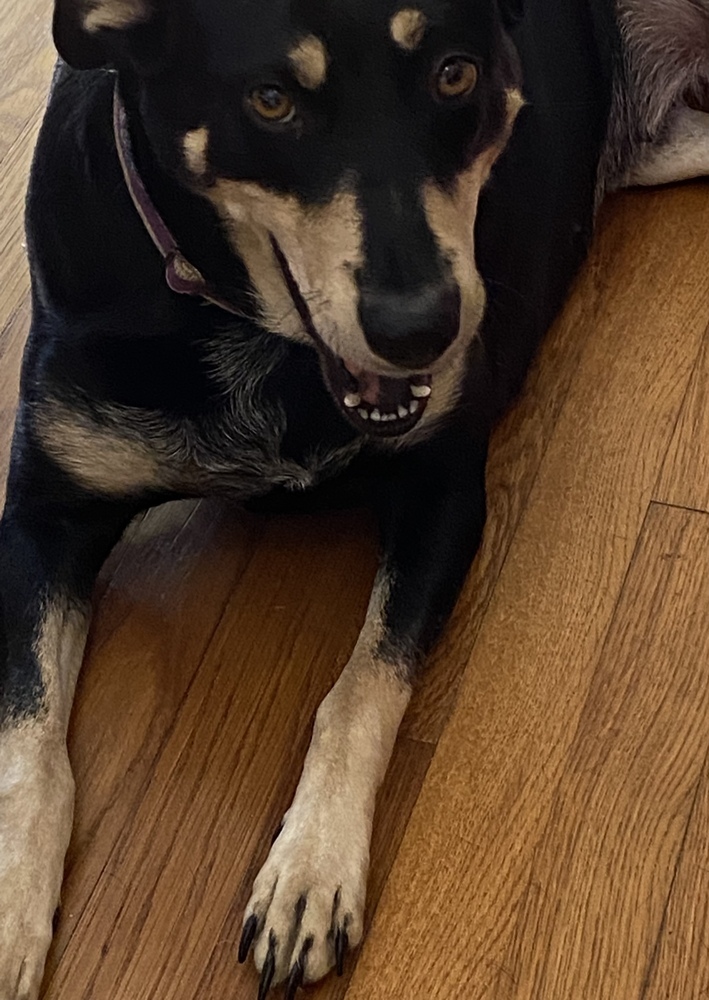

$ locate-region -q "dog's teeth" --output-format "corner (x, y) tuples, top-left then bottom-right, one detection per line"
(344, 392), (361, 408)
(409, 400), (420, 414)
(397, 405), (409, 419)
(370, 409), (382, 422)
(411, 384), (431, 398)
(358, 408), (369, 420)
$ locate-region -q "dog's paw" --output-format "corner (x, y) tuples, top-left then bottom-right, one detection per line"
(239, 805), (368, 997)
(0, 732), (75, 1000)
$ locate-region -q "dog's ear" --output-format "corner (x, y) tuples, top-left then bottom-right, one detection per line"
(53, 0), (163, 70)
(497, 0), (525, 29)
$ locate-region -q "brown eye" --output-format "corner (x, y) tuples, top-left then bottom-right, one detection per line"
(435, 58), (478, 99)
(249, 86), (296, 123)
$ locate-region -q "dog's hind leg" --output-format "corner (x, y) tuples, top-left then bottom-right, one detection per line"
(240, 430), (488, 995)
(626, 106), (709, 185)
(606, 0), (709, 188)
(0, 440), (139, 999)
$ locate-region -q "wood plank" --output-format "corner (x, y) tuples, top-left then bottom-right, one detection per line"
(45, 511), (383, 998)
(497, 504), (709, 999)
(45, 499), (272, 977)
(0, 0), (54, 165)
(343, 183), (709, 1000)
(402, 201), (621, 743)
(656, 329), (709, 513)
(643, 742), (709, 999)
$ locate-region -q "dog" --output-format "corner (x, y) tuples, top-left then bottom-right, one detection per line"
(0, 0), (708, 996)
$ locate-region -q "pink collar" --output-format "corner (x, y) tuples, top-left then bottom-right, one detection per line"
(113, 85), (241, 316)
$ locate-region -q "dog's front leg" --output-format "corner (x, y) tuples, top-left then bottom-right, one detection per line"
(0, 463), (138, 999)
(241, 431), (488, 997)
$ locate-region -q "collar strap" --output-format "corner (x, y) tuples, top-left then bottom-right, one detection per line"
(113, 84), (241, 316)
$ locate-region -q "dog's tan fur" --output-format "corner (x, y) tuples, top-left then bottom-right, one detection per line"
(289, 36), (329, 90)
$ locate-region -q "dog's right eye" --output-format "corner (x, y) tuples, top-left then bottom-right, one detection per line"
(249, 86), (296, 124)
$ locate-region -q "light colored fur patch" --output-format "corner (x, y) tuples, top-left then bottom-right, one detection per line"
(84, 0), (147, 33)
(625, 106), (709, 186)
(244, 574), (411, 985)
(600, 0), (709, 192)
(289, 36), (329, 90)
(36, 401), (164, 495)
(183, 127), (210, 177)
(0, 601), (89, 999)
(206, 179), (373, 364)
(390, 8), (428, 51)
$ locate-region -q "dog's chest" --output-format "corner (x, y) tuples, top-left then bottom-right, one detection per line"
(87, 330), (365, 499)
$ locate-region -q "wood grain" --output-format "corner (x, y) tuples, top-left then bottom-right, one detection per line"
(643, 737), (709, 999)
(1, 7), (709, 1000)
(498, 503), (709, 999)
(656, 329), (709, 514)
(344, 184), (709, 1000)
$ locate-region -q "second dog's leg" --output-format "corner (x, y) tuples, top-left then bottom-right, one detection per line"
(0, 469), (138, 1000)
(626, 107), (709, 186)
(241, 431), (488, 996)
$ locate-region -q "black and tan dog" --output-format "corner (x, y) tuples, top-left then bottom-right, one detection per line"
(1, 0), (708, 996)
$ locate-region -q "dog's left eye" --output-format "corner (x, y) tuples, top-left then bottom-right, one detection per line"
(434, 58), (479, 100)
(249, 86), (296, 123)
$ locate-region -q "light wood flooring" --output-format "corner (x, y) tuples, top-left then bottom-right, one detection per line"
(2, 3), (709, 997)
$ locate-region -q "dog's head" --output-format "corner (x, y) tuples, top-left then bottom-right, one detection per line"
(55, 0), (524, 436)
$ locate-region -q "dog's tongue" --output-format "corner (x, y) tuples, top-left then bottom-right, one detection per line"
(350, 368), (407, 407)
(329, 356), (432, 431)
(343, 360), (426, 410)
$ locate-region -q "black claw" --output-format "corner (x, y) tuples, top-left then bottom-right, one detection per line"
(257, 932), (277, 1000)
(238, 914), (258, 964)
(335, 927), (349, 977)
(270, 821), (284, 846)
(284, 961), (304, 1000)
(52, 906), (62, 934)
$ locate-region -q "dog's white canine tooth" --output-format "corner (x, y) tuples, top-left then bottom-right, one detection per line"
(358, 408), (369, 420)
(411, 384), (432, 398)
(409, 400), (419, 414)
(397, 405), (409, 419)
(370, 409), (381, 421)
(344, 393), (361, 408)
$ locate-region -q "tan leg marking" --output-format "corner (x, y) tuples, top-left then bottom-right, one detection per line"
(390, 9), (428, 51)
(0, 601), (89, 1000)
(289, 36), (329, 91)
(244, 575), (411, 985)
(35, 400), (163, 495)
(83, 0), (148, 33)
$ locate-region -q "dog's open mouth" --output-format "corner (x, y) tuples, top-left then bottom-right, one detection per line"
(270, 237), (431, 437)
(320, 351), (431, 435)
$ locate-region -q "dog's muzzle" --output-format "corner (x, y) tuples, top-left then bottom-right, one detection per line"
(270, 237), (433, 438)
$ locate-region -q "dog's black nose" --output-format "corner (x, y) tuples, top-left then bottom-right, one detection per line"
(359, 282), (461, 369)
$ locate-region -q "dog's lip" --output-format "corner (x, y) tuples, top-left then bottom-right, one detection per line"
(269, 235), (431, 437)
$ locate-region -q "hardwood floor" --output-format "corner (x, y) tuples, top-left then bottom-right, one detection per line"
(1, 3), (708, 997)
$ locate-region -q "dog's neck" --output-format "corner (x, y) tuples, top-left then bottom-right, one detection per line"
(114, 83), (255, 319)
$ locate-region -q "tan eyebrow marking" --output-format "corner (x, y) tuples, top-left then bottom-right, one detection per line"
(288, 35), (330, 90)
(183, 127), (210, 177)
(84, 0), (147, 33)
(390, 8), (428, 51)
